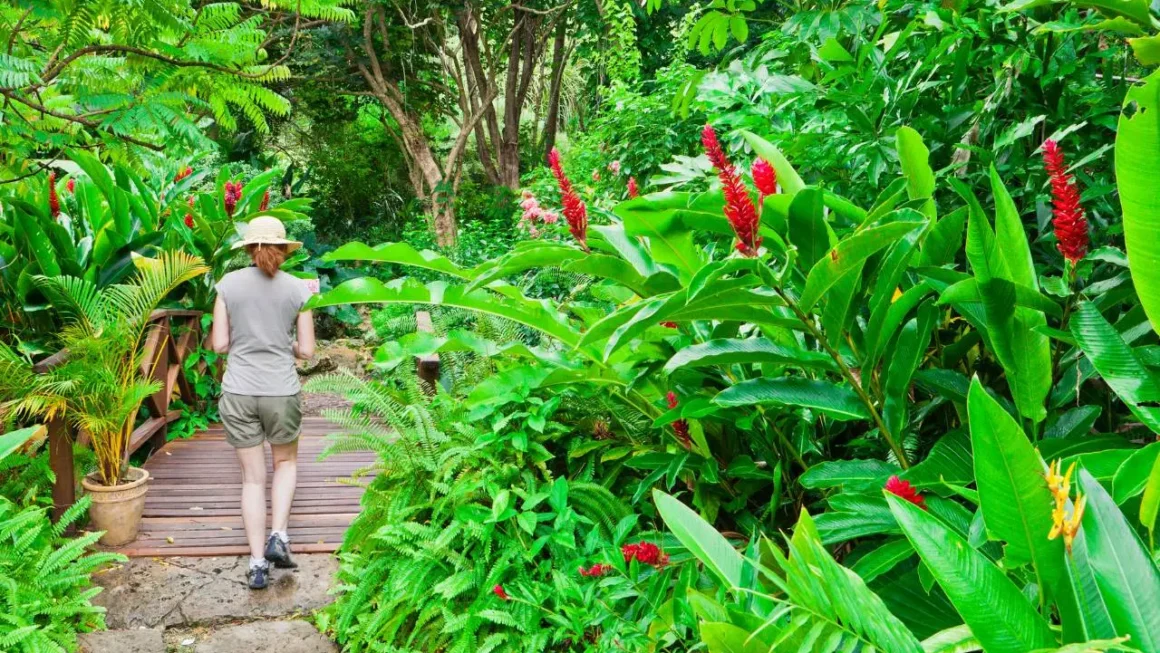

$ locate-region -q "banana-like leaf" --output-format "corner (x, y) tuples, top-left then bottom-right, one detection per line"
(654, 490), (744, 589)
(662, 337), (835, 373)
(560, 254), (677, 297)
(1111, 441), (1160, 503)
(967, 378), (1066, 599)
(863, 233), (923, 371)
(740, 130), (806, 194)
(1140, 453), (1160, 544)
(1070, 301), (1160, 433)
(963, 178), (1050, 422)
(883, 302), (937, 441)
(1078, 468), (1160, 651)
(920, 624), (980, 653)
(714, 377), (869, 420)
(799, 214), (928, 311)
(0, 425), (45, 461)
(321, 242), (473, 279)
(787, 188), (833, 270)
(852, 538), (915, 584)
(766, 510), (925, 652)
(897, 126), (937, 221)
(887, 494), (1057, 653)
(700, 622), (773, 653)
(613, 192), (712, 279)
(307, 278), (586, 351)
(1118, 71), (1160, 335)
(937, 277), (1063, 318)
(465, 242), (587, 292)
(800, 459), (898, 490)
(919, 206), (968, 267)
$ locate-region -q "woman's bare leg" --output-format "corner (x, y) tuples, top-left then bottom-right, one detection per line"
(270, 439), (299, 535)
(235, 445), (268, 561)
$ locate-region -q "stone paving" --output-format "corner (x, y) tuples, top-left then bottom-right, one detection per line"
(79, 554), (339, 653)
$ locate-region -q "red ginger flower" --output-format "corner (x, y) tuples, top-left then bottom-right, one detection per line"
(174, 166), (192, 182)
(48, 171), (60, 218)
(752, 158), (777, 197)
(885, 475), (926, 510)
(492, 584), (509, 600)
(184, 213), (194, 228)
(623, 541), (669, 566)
(579, 563), (610, 577)
(259, 189), (270, 212)
(659, 321), (678, 328)
(223, 181), (242, 217)
(666, 391), (692, 450)
(66, 178), (75, 193)
(1042, 140), (1089, 264)
(548, 148), (589, 252)
(702, 124), (761, 256)
(627, 176), (640, 199)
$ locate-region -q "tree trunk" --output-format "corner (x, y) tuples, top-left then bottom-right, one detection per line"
(457, 6), (502, 186)
(542, 19), (567, 162)
(498, 11), (541, 189)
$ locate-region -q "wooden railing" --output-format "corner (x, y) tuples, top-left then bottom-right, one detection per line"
(35, 309), (205, 523)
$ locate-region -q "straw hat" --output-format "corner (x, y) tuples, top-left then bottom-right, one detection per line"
(233, 215), (302, 253)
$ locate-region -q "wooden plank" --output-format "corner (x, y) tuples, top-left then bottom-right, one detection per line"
(119, 542), (340, 557)
(127, 410), (182, 455)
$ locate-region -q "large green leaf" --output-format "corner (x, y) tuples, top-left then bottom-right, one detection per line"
(0, 425), (44, 461)
(800, 459), (899, 491)
(897, 126), (937, 221)
(1120, 71), (1160, 336)
(920, 625), (980, 653)
(798, 213), (928, 311)
(700, 622), (772, 653)
(1070, 301), (1160, 433)
(465, 242), (587, 292)
(740, 130), (806, 194)
(662, 337), (835, 373)
(613, 193), (708, 279)
(322, 241), (472, 279)
(714, 377), (869, 420)
(963, 180), (1050, 422)
(883, 303), (937, 442)
(1077, 469), (1160, 651)
(967, 378), (1066, 598)
(1111, 441), (1160, 503)
(787, 188), (833, 270)
(653, 490), (744, 590)
(887, 494), (1057, 653)
(307, 277), (586, 351)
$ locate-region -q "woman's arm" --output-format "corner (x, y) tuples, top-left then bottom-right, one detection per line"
(293, 310), (315, 360)
(211, 295), (230, 354)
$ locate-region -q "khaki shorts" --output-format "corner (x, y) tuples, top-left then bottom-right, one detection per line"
(219, 392), (303, 449)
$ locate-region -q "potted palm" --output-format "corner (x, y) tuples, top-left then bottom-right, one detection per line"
(0, 251), (208, 545)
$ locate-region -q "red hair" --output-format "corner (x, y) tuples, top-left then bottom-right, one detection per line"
(246, 244), (287, 277)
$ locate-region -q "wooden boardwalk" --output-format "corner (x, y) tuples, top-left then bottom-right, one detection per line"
(119, 416), (376, 557)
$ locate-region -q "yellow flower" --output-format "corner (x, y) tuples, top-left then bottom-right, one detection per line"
(1046, 459), (1084, 553)
(892, 287), (903, 303)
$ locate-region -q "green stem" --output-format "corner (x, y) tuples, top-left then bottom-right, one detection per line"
(775, 287), (910, 469)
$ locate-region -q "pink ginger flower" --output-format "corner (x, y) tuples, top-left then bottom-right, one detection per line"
(609, 160), (622, 175)
(627, 176), (640, 199)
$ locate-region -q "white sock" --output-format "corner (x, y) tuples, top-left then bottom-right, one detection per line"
(271, 530), (289, 544)
(250, 556), (267, 569)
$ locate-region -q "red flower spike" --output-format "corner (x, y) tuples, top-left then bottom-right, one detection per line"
(659, 321), (678, 329)
(701, 124), (761, 256)
(259, 189), (270, 212)
(66, 178), (75, 193)
(885, 475), (926, 510)
(48, 171), (60, 218)
(184, 213), (194, 228)
(1042, 140), (1089, 264)
(174, 166), (192, 182)
(627, 176), (640, 199)
(223, 181), (242, 217)
(548, 148), (589, 252)
(666, 392), (692, 450)
(492, 585), (509, 600)
(752, 158), (777, 197)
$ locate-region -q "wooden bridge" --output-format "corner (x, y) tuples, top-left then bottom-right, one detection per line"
(38, 309), (439, 557)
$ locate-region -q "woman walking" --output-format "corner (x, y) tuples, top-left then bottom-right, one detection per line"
(211, 216), (315, 589)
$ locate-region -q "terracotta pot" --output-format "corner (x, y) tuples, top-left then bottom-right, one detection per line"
(82, 467), (150, 547)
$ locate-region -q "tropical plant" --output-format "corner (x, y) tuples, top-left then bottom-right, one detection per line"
(0, 426), (125, 653)
(0, 251), (209, 485)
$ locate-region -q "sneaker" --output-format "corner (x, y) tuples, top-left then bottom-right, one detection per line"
(247, 561), (269, 590)
(265, 534), (297, 569)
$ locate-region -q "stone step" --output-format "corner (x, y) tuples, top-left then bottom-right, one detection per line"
(78, 628), (164, 653)
(174, 620), (338, 652)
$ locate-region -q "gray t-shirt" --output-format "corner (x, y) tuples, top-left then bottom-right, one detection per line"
(216, 267), (311, 396)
